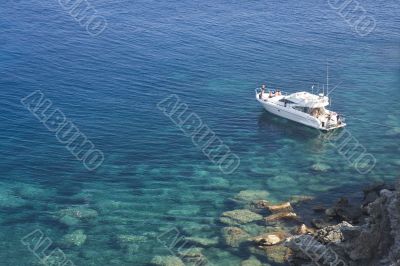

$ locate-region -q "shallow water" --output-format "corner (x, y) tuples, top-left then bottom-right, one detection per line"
(0, 0), (399, 265)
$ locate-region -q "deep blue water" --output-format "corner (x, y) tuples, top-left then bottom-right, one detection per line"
(0, 0), (399, 265)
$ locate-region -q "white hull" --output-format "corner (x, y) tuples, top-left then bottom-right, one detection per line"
(260, 100), (321, 129)
(256, 90), (346, 131)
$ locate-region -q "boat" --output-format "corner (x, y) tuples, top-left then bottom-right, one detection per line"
(255, 75), (346, 131)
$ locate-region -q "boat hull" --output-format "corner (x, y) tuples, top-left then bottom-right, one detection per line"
(259, 100), (321, 129)
(256, 94), (346, 131)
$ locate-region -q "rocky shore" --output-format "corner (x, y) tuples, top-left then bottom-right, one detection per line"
(151, 179), (400, 266)
(286, 180), (400, 266)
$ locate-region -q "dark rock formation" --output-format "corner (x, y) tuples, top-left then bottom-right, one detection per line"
(285, 180), (400, 266)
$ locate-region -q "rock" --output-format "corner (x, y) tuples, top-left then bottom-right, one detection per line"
(240, 223), (271, 236)
(15, 184), (49, 200)
(241, 256), (263, 266)
(289, 195), (315, 204)
(0, 188), (27, 208)
(184, 236), (218, 247)
(325, 207), (336, 217)
(178, 247), (203, 257)
(265, 212), (297, 222)
(250, 200), (270, 210)
(311, 163), (331, 172)
(220, 209), (263, 225)
(386, 127), (400, 136)
(312, 205), (327, 213)
(263, 245), (290, 264)
(311, 218), (332, 229)
(178, 247), (207, 264)
(221, 227), (249, 247)
(150, 255), (185, 266)
(362, 190), (379, 207)
(339, 188), (400, 262)
(266, 202), (293, 213)
(167, 205), (200, 216)
(284, 235), (342, 266)
(60, 229), (87, 247)
(363, 181), (386, 194)
(57, 207), (98, 227)
(316, 221), (353, 244)
(325, 197), (362, 223)
(58, 215), (80, 227)
(234, 190), (270, 202)
(295, 224), (315, 235)
(285, 181), (400, 266)
(253, 232), (286, 246)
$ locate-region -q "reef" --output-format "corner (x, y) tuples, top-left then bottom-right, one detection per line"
(150, 180), (400, 265)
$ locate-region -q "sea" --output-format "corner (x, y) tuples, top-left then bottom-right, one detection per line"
(0, 0), (399, 265)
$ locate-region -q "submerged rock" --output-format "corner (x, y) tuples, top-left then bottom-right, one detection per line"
(59, 215), (80, 227)
(310, 163), (331, 172)
(220, 209), (263, 225)
(289, 195), (315, 204)
(250, 200), (270, 210)
(0, 188), (27, 208)
(184, 236), (218, 247)
(241, 256), (263, 266)
(95, 200), (127, 213)
(56, 206), (98, 226)
(58, 207), (98, 220)
(115, 234), (147, 248)
(60, 229), (87, 247)
(178, 247), (207, 264)
(234, 190), (270, 202)
(167, 205), (200, 217)
(15, 184), (49, 200)
(263, 245), (290, 264)
(221, 227), (250, 248)
(150, 255), (185, 266)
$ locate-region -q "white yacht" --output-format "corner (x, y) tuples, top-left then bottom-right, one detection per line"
(255, 86), (346, 131)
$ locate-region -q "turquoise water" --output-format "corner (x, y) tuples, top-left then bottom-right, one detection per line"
(0, 0), (399, 265)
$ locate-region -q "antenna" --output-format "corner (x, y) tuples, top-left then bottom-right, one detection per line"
(326, 61), (329, 95)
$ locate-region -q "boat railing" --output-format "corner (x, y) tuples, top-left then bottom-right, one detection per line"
(255, 88), (289, 96)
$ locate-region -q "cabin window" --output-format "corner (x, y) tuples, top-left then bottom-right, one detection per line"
(293, 106), (309, 113)
(279, 99), (295, 104)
